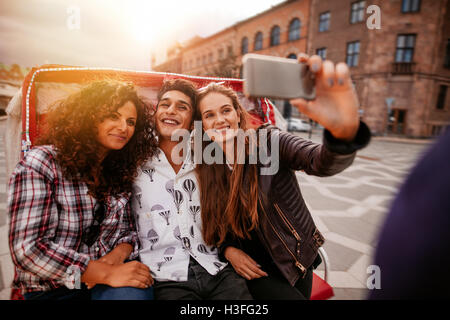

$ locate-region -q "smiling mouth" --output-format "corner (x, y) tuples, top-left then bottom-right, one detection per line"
(161, 118), (180, 125)
(110, 134), (127, 140)
(214, 126), (230, 133)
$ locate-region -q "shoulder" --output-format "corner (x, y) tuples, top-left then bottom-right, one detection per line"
(15, 145), (59, 180)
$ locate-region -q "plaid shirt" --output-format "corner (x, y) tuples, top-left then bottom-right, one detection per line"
(8, 145), (139, 293)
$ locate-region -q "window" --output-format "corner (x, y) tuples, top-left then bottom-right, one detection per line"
(208, 52), (213, 63)
(218, 48), (224, 60)
(270, 25), (280, 46)
(445, 39), (450, 68)
(401, 0), (421, 13)
(395, 34), (416, 63)
(287, 53), (297, 59)
(196, 57), (200, 67)
(202, 55), (207, 65)
(227, 45), (233, 56)
(350, 1), (365, 24)
(436, 85), (448, 110)
(346, 41), (360, 67)
(316, 48), (327, 59)
(241, 37), (249, 55)
(254, 32), (263, 51)
(319, 12), (330, 32)
(288, 18), (301, 41)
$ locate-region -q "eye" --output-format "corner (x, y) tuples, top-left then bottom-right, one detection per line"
(108, 113), (119, 120)
(127, 119), (136, 126)
(177, 104), (188, 111)
(158, 103), (169, 108)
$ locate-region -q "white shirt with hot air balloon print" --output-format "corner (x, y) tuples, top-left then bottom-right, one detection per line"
(133, 148), (227, 282)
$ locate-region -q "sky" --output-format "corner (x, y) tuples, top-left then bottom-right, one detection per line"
(0, 0), (286, 71)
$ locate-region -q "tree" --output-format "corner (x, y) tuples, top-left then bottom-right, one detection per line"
(207, 51), (240, 78)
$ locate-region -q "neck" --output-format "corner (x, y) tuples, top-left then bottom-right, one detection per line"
(159, 138), (185, 174)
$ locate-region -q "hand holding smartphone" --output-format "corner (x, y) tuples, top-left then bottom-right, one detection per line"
(242, 53), (316, 100)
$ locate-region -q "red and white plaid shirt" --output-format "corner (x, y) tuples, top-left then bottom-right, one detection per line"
(8, 145), (139, 293)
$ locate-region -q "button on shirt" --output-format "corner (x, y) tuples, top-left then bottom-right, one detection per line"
(133, 148), (226, 282)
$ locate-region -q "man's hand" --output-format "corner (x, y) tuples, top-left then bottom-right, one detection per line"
(290, 54), (360, 142)
(224, 246), (268, 280)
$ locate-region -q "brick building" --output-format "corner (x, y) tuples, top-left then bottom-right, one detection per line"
(152, 0), (450, 137)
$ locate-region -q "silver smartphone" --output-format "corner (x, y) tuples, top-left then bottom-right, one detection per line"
(242, 53), (316, 100)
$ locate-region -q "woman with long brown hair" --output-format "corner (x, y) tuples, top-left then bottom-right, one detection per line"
(195, 55), (371, 299)
(8, 80), (157, 300)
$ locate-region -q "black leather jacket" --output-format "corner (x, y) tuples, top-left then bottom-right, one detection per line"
(220, 122), (371, 286)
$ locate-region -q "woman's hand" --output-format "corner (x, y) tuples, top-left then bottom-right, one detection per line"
(224, 246), (268, 280)
(289, 54), (360, 142)
(81, 260), (154, 289)
(105, 261), (154, 289)
(85, 243), (133, 289)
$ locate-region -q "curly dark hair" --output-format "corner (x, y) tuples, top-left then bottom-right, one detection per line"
(38, 80), (158, 201)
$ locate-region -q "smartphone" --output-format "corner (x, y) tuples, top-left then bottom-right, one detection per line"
(242, 53), (316, 100)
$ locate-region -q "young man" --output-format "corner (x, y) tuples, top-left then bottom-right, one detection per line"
(132, 79), (251, 299)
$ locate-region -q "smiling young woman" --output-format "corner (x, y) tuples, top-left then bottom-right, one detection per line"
(8, 80), (158, 300)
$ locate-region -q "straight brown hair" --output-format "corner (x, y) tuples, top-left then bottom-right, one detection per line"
(195, 83), (259, 246)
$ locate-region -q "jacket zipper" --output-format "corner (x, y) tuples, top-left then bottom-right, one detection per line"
(259, 197), (307, 276)
(274, 203), (301, 242)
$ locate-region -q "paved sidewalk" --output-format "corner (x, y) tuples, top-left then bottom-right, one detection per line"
(294, 129), (429, 299)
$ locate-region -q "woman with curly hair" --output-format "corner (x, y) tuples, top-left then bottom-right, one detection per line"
(8, 80), (158, 300)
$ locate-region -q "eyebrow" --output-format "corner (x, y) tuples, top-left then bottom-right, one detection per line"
(114, 110), (136, 120)
(202, 104), (233, 115)
(159, 97), (192, 108)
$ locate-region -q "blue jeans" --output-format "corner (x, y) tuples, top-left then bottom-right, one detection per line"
(91, 285), (154, 300)
(24, 285), (154, 300)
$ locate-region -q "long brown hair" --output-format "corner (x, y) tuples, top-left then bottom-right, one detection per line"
(38, 80), (158, 201)
(195, 83), (259, 246)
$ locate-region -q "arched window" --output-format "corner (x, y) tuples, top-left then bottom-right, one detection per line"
(241, 37), (249, 55)
(254, 32), (263, 51)
(288, 18), (301, 41)
(270, 26), (280, 46)
(287, 53), (297, 59)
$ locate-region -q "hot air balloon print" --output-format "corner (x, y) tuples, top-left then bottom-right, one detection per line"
(151, 204), (170, 225)
(165, 180), (175, 198)
(190, 225), (195, 238)
(182, 179), (196, 201)
(157, 247), (176, 271)
(147, 229), (159, 250)
(181, 237), (196, 258)
(173, 226), (181, 241)
(173, 190), (184, 214)
(142, 167), (155, 182)
(159, 209), (171, 225)
(213, 262), (223, 271)
(189, 206), (200, 222)
(197, 244), (213, 255)
(134, 186), (143, 209)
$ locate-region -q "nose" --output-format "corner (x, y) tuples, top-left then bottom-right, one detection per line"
(166, 103), (177, 114)
(118, 118), (127, 132)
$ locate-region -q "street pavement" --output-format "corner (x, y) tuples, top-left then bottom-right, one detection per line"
(0, 119), (431, 300)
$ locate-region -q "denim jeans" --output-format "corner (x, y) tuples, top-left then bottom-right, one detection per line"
(24, 285), (154, 300)
(24, 286), (90, 300)
(91, 285), (154, 300)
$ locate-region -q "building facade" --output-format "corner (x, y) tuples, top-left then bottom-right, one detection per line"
(152, 0), (450, 137)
